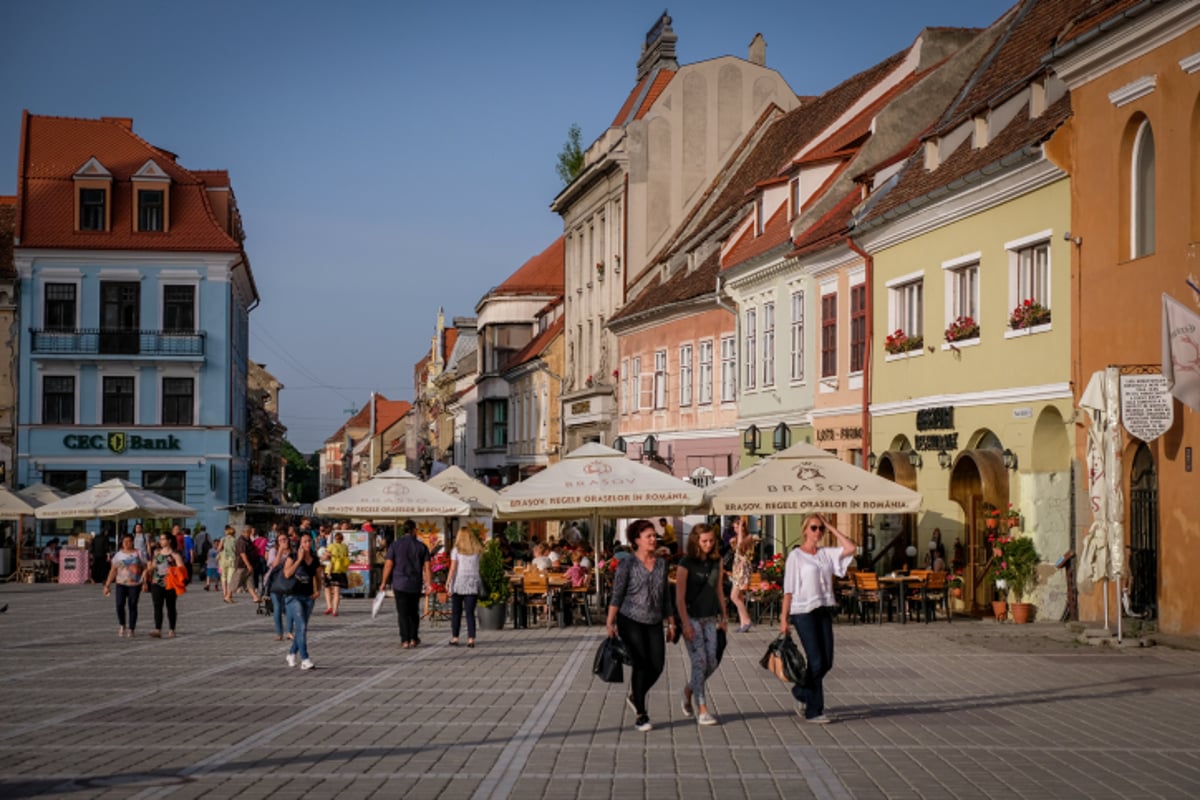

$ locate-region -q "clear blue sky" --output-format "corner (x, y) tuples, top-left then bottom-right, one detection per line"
(1, 0), (1014, 452)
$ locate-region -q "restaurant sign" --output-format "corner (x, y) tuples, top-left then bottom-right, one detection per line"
(63, 432), (183, 453)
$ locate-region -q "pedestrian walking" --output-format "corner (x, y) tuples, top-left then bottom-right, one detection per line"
(231, 526), (261, 603)
(265, 532), (293, 640)
(219, 526), (238, 602)
(103, 532), (146, 637)
(283, 533), (323, 670)
(779, 514), (856, 724)
(380, 520), (430, 649)
(675, 523), (727, 726)
(89, 528), (111, 584)
(446, 527), (483, 647)
(324, 531), (350, 617)
(145, 532), (186, 638)
(728, 517), (754, 632)
(606, 518), (674, 733)
(132, 522), (149, 562)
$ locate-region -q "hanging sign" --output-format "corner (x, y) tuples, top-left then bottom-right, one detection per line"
(1120, 373), (1173, 442)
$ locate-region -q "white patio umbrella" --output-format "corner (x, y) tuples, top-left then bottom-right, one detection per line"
(0, 487), (40, 518)
(494, 442), (705, 557)
(1077, 367), (1125, 640)
(426, 465), (500, 517)
(314, 467), (470, 519)
(704, 441), (923, 515)
(35, 478), (197, 520)
(17, 483), (68, 506)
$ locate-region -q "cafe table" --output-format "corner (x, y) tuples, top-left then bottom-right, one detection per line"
(509, 571), (573, 628)
(878, 574), (922, 623)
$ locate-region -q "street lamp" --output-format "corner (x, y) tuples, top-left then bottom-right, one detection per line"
(938, 450), (952, 469)
(743, 425), (761, 455)
(1002, 448), (1018, 471)
(613, 436), (627, 454)
(907, 449), (923, 469)
(867, 452), (877, 471)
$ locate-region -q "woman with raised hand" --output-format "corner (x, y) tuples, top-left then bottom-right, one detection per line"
(728, 517), (754, 632)
(779, 514), (856, 724)
(607, 519), (674, 733)
(283, 532), (323, 670)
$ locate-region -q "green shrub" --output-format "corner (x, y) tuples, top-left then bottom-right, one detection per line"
(478, 538), (511, 608)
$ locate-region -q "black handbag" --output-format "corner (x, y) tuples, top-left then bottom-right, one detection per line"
(759, 633), (807, 685)
(716, 627), (727, 664)
(593, 636), (629, 683)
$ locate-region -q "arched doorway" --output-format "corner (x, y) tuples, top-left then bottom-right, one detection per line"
(874, 439), (918, 572)
(1128, 444), (1158, 619)
(948, 437), (1009, 613)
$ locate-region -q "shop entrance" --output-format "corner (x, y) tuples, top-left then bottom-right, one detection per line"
(948, 448), (1009, 614)
(1128, 444), (1158, 619)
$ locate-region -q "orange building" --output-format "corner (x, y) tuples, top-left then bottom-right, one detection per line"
(1050, 1), (1200, 634)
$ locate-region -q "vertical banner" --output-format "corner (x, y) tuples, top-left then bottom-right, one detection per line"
(1162, 293), (1200, 412)
(343, 530), (371, 597)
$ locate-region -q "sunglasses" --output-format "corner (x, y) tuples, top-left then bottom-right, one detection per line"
(808, 525), (826, 532)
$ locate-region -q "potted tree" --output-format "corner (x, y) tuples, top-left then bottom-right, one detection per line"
(476, 537), (511, 631)
(1001, 536), (1040, 624)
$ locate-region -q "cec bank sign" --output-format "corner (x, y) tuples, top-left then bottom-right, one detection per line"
(63, 432), (183, 453)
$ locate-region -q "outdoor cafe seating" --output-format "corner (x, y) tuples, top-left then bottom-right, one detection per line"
(509, 567), (592, 629)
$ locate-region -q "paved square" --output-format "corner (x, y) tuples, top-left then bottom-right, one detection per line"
(3, 583), (1200, 799)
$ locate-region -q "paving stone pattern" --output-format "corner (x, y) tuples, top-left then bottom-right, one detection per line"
(3, 583), (1200, 799)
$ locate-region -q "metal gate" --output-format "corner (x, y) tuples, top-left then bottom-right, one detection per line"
(1128, 446), (1158, 619)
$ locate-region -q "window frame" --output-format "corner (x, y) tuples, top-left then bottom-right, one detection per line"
(790, 290), (805, 383)
(138, 189), (164, 232)
(1004, 231), (1052, 333)
(743, 308), (757, 391)
(886, 271), (925, 343)
(79, 187), (107, 231)
(1131, 119), (1156, 259)
(161, 376), (195, 426)
(42, 375), (76, 425)
(850, 284), (867, 374)
(101, 375), (137, 425)
(43, 283), (78, 332)
(720, 335), (736, 402)
(631, 356), (642, 411)
(143, 471), (187, 504)
(762, 301), (775, 387)
(678, 343), (693, 407)
(653, 349), (668, 410)
(942, 253), (981, 340)
(698, 339), (714, 406)
(162, 284), (197, 332)
(820, 292), (837, 378)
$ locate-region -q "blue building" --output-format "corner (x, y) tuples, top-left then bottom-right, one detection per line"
(12, 113), (259, 536)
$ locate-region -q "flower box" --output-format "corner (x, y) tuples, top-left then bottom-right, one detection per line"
(884, 329), (923, 355)
(1009, 299), (1051, 330)
(944, 315), (980, 342)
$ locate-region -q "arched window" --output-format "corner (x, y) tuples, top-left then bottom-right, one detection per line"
(1131, 120), (1156, 258)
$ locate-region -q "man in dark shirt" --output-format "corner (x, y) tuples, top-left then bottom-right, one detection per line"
(233, 526), (261, 602)
(380, 520), (430, 648)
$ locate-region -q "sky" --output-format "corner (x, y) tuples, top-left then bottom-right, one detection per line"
(1, 0), (1014, 452)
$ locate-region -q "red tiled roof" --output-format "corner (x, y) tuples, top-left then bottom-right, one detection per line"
(859, 94), (1071, 227)
(1056, 0), (1144, 45)
(610, 249), (722, 325)
(611, 69), (677, 128)
(338, 395), (411, 439)
(191, 170), (230, 188)
(443, 327), (459, 363)
(789, 190), (862, 257)
(722, 202), (792, 268)
(494, 237), (564, 295)
(506, 316), (565, 367)
(0, 197), (15, 278)
(16, 113), (241, 252)
(936, 0), (1093, 130)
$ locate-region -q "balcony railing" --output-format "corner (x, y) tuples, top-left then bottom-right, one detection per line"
(30, 328), (206, 357)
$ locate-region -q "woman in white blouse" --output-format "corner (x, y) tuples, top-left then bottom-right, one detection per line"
(779, 514), (856, 724)
(446, 527), (484, 648)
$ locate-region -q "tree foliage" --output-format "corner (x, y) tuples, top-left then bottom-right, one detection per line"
(555, 123), (585, 185)
(282, 439), (319, 503)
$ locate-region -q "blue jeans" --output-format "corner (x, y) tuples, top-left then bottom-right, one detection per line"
(272, 591), (287, 636)
(114, 584), (141, 630)
(451, 593), (477, 639)
(789, 607), (835, 718)
(285, 595), (314, 660)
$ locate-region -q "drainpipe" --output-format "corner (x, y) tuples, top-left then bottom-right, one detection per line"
(846, 237), (873, 474)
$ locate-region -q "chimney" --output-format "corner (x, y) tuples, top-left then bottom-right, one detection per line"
(101, 117), (133, 130)
(748, 33), (766, 66)
(636, 12), (679, 81)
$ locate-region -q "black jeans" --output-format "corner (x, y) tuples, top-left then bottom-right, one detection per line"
(451, 593), (477, 639)
(114, 584), (141, 630)
(394, 590), (422, 643)
(151, 584), (178, 632)
(616, 614), (665, 716)
(789, 606), (835, 718)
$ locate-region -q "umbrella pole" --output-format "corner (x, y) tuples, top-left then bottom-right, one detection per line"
(591, 509), (602, 604)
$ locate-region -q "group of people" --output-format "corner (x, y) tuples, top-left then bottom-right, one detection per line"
(607, 513), (855, 731)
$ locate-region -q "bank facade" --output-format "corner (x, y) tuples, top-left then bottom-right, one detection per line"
(13, 113), (258, 536)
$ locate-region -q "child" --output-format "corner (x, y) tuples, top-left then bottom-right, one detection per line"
(205, 545), (220, 591)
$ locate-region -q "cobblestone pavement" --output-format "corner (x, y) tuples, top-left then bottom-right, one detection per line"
(3, 583), (1200, 799)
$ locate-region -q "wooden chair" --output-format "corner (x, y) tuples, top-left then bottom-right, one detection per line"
(836, 568), (858, 623)
(853, 572), (886, 624)
(917, 571), (951, 623)
(563, 576), (593, 626)
(522, 572), (551, 628)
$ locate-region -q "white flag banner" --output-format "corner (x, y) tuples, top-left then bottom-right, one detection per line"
(1162, 293), (1200, 412)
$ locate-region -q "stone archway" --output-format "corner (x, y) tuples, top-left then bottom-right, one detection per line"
(949, 443), (1009, 613)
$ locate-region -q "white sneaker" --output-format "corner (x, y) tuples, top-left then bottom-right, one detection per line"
(286, 653), (297, 668)
(807, 714), (832, 724)
(300, 659), (315, 671)
(634, 715), (652, 732)
(680, 689), (693, 718)
(697, 711), (719, 726)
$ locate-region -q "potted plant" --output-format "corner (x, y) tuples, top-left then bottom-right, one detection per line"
(1009, 298), (1052, 330)
(947, 571), (964, 599)
(999, 535), (1040, 623)
(987, 531), (1011, 621)
(476, 538), (511, 631)
(944, 315), (980, 342)
(884, 328), (923, 355)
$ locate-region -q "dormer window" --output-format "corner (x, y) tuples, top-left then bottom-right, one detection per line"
(80, 189), (106, 231)
(73, 157), (112, 232)
(755, 196), (765, 236)
(132, 159), (171, 233)
(139, 190), (164, 231)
